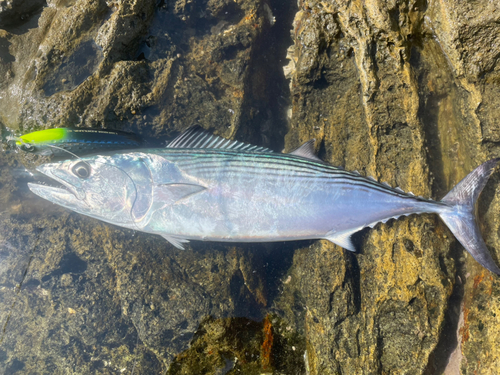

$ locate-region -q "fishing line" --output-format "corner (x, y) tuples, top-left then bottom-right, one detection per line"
(35, 143), (88, 164)
(5, 135), (18, 143)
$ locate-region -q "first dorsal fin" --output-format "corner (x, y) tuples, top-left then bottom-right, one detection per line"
(167, 126), (273, 153)
(289, 139), (323, 162)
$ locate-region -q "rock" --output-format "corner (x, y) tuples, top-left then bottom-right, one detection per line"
(281, 0), (500, 374)
(0, 0), (46, 31)
(0, 167), (271, 372)
(0, 0), (266, 137)
(0, 0), (277, 371)
(1, 0), (500, 373)
(167, 315), (305, 374)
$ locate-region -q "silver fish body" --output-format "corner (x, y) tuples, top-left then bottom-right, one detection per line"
(28, 126), (500, 274)
(136, 150), (443, 244)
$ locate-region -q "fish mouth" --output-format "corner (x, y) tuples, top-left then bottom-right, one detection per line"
(28, 164), (87, 208)
(28, 183), (82, 205)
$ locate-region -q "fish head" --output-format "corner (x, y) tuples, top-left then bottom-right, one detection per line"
(28, 153), (153, 226)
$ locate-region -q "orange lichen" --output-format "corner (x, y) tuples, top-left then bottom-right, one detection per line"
(460, 306), (470, 344)
(261, 315), (273, 371)
(243, 10), (256, 23)
(232, 90), (244, 98)
(461, 271), (489, 346)
(473, 273), (484, 289)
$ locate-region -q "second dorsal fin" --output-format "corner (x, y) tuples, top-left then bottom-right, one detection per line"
(167, 126), (273, 153)
(289, 139), (323, 162)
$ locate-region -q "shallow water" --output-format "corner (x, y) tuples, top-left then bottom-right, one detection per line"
(0, 130), (305, 373)
(42, 40), (104, 97)
(2, 0), (500, 374)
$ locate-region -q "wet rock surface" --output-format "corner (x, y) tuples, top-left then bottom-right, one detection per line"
(1, 0), (500, 374)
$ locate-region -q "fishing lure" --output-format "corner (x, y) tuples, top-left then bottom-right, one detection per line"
(11, 128), (143, 156)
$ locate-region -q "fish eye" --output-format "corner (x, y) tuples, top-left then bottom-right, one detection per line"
(71, 161), (91, 179)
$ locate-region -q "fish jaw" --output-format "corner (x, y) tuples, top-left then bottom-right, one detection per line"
(27, 162), (90, 211)
(28, 183), (90, 211)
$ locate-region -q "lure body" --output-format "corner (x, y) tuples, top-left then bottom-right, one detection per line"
(15, 128), (143, 156)
(27, 126), (500, 274)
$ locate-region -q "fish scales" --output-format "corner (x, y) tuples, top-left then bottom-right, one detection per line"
(27, 126), (500, 275)
(135, 149), (437, 242)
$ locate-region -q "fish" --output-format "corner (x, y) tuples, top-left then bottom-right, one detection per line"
(11, 127), (143, 156)
(27, 126), (500, 274)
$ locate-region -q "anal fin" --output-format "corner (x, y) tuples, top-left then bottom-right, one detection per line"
(161, 234), (190, 250)
(324, 227), (363, 252)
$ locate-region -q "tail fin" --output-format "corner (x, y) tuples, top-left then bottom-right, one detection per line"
(439, 158), (500, 275)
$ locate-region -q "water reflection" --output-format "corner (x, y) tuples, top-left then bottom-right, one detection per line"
(43, 40), (104, 97)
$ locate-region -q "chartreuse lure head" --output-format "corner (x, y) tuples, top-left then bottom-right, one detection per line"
(16, 128), (68, 152)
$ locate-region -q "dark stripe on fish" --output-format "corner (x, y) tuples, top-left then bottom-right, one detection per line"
(158, 150), (434, 202)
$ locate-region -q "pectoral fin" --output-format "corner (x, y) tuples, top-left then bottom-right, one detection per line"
(154, 183), (206, 206)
